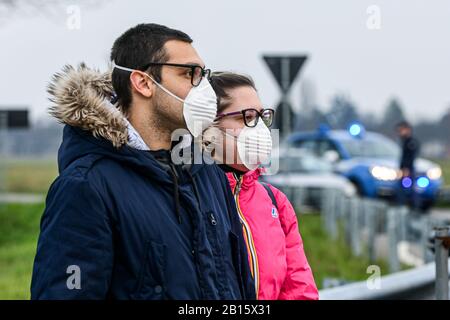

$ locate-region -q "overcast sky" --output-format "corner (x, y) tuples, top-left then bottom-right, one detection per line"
(1, 0), (449, 124)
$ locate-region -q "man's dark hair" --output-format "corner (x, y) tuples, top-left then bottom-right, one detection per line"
(209, 71), (257, 113)
(110, 23), (192, 110)
(396, 120), (412, 129)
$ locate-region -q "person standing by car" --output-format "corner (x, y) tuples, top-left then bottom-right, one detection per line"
(396, 121), (421, 208)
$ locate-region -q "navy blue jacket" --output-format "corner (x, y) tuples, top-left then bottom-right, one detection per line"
(31, 125), (255, 300)
(400, 136), (420, 173)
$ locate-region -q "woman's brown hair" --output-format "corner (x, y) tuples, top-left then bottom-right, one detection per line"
(209, 71), (257, 114)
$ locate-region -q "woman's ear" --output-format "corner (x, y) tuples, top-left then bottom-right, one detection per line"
(129, 71), (154, 98)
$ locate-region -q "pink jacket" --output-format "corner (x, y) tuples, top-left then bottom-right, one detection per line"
(227, 169), (319, 300)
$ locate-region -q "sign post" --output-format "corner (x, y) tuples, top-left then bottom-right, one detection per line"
(262, 55), (308, 137)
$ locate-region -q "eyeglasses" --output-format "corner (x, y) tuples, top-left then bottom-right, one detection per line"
(139, 62), (211, 87)
(216, 108), (275, 128)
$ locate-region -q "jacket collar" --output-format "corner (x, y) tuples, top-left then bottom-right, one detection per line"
(227, 168), (263, 191)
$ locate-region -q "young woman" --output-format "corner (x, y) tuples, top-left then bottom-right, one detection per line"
(204, 72), (319, 300)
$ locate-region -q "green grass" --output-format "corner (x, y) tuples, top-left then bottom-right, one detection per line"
(298, 213), (390, 289)
(432, 159), (450, 208)
(1, 159), (58, 194)
(0, 203), (44, 300)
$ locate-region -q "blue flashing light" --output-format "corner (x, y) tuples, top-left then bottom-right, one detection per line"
(349, 124), (362, 137)
(402, 177), (412, 188)
(417, 177), (430, 188)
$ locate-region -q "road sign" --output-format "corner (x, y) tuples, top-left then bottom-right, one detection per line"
(263, 56), (307, 93)
(273, 101), (295, 135)
(262, 55), (308, 137)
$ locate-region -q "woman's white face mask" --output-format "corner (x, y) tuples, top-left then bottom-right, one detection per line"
(112, 61), (217, 138)
(203, 120), (273, 170)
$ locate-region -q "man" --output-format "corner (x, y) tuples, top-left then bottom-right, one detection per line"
(31, 23), (254, 300)
(396, 120), (420, 208)
(397, 121), (420, 179)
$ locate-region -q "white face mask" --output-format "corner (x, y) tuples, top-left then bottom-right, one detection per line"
(237, 120), (273, 170)
(203, 120), (273, 170)
(112, 61), (217, 138)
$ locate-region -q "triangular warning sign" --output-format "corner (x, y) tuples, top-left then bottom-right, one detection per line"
(263, 56), (307, 93)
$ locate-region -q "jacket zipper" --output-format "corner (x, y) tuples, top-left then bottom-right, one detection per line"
(209, 212), (217, 226)
(233, 174), (259, 299)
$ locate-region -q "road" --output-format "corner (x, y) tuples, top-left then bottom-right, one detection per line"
(0, 193), (44, 204)
(430, 208), (450, 222)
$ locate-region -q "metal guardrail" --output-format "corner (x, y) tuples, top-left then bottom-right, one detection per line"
(275, 184), (450, 299)
(434, 227), (450, 299)
(319, 189), (450, 272)
(319, 259), (450, 300)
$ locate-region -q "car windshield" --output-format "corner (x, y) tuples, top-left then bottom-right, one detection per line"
(278, 148), (334, 173)
(339, 136), (401, 159)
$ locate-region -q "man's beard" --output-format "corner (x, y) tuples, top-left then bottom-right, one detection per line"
(152, 88), (186, 134)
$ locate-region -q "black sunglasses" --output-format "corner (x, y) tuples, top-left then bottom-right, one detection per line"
(139, 62), (211, 87)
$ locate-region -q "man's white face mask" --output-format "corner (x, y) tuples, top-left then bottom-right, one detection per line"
(112, 61), (218, 138)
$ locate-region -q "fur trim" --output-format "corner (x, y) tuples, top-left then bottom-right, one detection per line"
(48, 63), (128, 148)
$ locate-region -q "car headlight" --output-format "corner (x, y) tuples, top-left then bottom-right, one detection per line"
(370, 166), (399, 181)
(427, 167), (442, 180)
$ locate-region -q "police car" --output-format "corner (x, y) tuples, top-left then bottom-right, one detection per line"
(285, 124), (443, 210)
(262, 146), (357, 210)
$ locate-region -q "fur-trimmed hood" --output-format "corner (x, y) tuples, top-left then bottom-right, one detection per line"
(48, 63), (129, 148)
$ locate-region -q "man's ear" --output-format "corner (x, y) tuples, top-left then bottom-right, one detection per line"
(130, 71), (153, 98)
